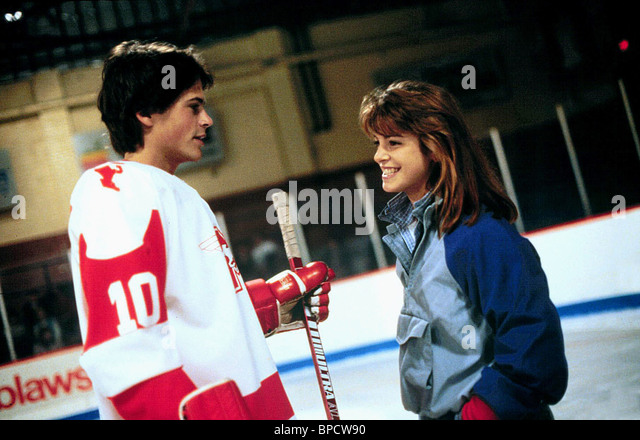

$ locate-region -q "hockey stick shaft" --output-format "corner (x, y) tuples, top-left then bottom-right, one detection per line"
(271, 191), (340, 421)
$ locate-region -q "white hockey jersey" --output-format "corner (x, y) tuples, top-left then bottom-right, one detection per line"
(68, 160), (294, 419)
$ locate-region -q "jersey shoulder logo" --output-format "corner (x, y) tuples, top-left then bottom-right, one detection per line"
(199, 226), (245, 294)
(95, 163), (124, 191)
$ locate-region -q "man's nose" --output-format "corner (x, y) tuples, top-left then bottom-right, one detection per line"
(201, 110), (213, 128)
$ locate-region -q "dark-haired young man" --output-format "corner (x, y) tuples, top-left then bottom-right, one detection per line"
(68, 41), (334, 420)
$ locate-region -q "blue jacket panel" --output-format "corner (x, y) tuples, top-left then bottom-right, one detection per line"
(444, 212), (568, 419)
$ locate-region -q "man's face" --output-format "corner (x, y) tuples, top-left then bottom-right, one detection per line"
(145, 81), (213, 173)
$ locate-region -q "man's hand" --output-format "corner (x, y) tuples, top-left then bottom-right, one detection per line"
(246, 262), (334, 335)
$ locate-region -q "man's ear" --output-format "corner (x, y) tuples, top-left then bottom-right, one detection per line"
(135, 111), (154, 128)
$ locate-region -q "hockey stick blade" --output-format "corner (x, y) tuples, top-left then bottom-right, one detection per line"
(271, 190), (340, 421)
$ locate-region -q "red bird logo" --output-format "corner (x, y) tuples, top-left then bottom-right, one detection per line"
(95, 163), (124, 191)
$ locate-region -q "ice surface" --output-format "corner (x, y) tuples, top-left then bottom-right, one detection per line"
(278, 308), (640, 420)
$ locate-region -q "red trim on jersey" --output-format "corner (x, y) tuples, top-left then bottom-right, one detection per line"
(245, 372), (294, 420)
(110, 367), (196, 420)
(110, 369), (292, 420)
(79, 210), (168, 350)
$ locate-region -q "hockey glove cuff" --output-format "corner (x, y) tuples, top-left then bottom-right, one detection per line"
(247, 261), (334, 336)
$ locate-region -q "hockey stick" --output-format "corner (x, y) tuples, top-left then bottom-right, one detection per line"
(271, 190), (340, 421)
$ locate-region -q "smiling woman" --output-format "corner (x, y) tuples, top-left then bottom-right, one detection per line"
(359, 80), (517, 235)
(358, 80), (568, 420)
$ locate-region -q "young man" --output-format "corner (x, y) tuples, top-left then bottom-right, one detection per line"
(68, 40), (333, 420)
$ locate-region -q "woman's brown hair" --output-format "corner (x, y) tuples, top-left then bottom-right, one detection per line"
(359, 80), (518, 235)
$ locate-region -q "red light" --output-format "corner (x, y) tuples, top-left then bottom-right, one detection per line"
(618, 39), (629, 52)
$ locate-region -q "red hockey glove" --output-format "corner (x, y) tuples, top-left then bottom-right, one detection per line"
(246, 261), (334, 336)
(179, 379), (251, 420)
(460, 395), (499, 420)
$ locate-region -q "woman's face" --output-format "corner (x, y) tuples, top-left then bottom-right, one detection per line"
(373, 131), (432, 203)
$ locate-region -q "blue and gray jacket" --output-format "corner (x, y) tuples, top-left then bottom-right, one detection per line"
(379, 192), (568, 419)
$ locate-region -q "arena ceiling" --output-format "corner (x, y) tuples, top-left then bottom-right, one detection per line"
(0, 0), (434, 84)
(0, 1), (636, 85)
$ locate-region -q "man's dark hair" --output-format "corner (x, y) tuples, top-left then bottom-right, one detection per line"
(97, 40), (214, 156)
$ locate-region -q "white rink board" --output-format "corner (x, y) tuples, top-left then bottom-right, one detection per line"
(526, 206), (640, 307)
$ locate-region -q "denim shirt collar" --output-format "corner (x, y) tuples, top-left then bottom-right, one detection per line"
(378, 191), (438, 230)
(378, 191), (441, 274)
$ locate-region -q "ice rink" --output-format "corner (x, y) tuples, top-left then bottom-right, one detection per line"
(269, 209), (640, 421)
(275, 308), (640, 420)
(3, 208), (638, 421)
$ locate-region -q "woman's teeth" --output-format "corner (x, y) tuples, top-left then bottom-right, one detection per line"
(382, 168), (399, 177)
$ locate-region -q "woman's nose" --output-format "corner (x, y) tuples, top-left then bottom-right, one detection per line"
(374, 145), (388, 163)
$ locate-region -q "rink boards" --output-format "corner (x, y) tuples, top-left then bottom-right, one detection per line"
(1, 206), (639, 420)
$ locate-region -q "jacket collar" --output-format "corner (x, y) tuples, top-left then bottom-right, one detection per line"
(379, 191), (440, 231)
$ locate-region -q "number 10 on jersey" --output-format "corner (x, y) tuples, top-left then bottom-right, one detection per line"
(108, 271), (164, 335)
